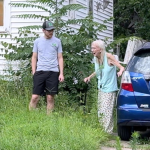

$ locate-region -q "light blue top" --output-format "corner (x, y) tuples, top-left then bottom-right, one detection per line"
(94, 53), (118, 92)
(33, 36), (62, 72)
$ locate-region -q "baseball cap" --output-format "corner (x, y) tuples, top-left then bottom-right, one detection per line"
(42, 21), (55, 30)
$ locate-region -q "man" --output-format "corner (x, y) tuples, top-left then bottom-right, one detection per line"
(29, 21), (64, 114)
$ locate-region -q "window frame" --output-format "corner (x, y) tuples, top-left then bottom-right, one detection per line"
(0, 0), (10, 33)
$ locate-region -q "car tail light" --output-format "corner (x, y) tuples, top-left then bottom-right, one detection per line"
(121, 71), (134, 92)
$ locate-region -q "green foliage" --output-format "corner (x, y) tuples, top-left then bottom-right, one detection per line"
(114, 0), (150, 60)
(0, 0), (109, 104)
(59, 15), (106, 103)
(115, 136), (122, 150)
(114, 0), (150, 41)
(130, 132), (140, 150)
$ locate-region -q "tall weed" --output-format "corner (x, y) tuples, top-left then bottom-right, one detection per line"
(0, 79), (108, 150)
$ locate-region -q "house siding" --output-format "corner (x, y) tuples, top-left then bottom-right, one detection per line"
(93, 0), (113, 41)
(0, 0), (113, 75)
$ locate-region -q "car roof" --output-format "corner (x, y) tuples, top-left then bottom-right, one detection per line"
(134, 42), (150, 55)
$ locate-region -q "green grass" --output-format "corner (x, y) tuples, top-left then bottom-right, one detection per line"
(1, 78), (150, 150)
(0, 79), (108, 150)
(0, 106), (107, 150)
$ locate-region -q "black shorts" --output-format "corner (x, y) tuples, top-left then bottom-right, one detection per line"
(33, 71), (59, 95)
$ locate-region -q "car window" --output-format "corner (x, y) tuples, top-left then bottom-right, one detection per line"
(127, 51), (150, 75)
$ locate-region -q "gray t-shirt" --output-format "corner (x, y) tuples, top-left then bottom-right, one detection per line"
(33, 36), (62, 72)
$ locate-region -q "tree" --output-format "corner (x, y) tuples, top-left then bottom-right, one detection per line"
(114, 0), (150, 41)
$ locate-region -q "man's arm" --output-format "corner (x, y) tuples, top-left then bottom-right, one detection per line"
(31, 52), (38, 75)
(58, 52), (64, 82)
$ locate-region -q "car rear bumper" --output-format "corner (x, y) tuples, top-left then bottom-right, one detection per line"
(117, 107), (150, 126)
(118, 120), (150, 126)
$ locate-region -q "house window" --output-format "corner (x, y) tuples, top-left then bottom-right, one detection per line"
(68, 0), (76, 19)
(0, 0), (10, 32)
(0, 0), (3, 26)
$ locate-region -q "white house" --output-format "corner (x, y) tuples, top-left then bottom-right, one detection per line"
(0, 0), (113, 75)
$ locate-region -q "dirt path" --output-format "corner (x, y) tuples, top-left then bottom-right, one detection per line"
(99, 131), (150, 150)
(100, 140), (133, 150)
(100, 140), (149, 150)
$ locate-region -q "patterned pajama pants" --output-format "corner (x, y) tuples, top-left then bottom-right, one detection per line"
(98, 90), (116, 133)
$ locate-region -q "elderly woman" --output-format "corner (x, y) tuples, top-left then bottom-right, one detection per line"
(84, 40), (124, 133)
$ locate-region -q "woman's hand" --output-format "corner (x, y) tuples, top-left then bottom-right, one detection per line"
(84, 72), (96, 83)
(117, 67), (125, 77)
(84, 77), (90, 83)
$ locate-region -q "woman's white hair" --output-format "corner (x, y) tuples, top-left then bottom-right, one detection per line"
(92, 40), (106, 65)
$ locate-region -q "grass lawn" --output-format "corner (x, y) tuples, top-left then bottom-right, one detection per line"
(0, 93), (108, 150)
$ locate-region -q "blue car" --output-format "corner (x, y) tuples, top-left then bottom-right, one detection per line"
(117, 42), (150, 141)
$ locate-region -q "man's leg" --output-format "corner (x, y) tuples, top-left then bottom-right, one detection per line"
(46, 71), (59, 114)
(30, 71), (46, 110)
(46, 94), (55, 114)
(29, 94), (40, 110)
